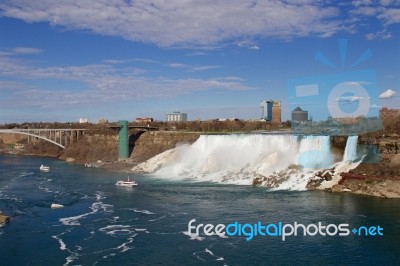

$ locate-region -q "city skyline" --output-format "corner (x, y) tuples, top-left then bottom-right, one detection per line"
(0, 1), (399, 123)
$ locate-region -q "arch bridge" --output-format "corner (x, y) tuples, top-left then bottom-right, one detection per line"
(0, 129), (87, 149)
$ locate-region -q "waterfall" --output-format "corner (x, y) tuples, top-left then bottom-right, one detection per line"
(298, 135), (333, 169)
(343, 136), (358, 162)
(134, 134), (335, 188)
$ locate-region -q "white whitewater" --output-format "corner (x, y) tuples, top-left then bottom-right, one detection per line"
(343, 136), (358, 162)
(133, 134), (338, 189)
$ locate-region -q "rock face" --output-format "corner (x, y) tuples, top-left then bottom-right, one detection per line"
(60, 135), (118, 163)
(331, 179), (400, 198)
(359, 134), (400, 155)
(0, 133), (27, 144)
(0, 213), (10, 224)
(130, 131), (200, 163)
(351, 133), (400, 178)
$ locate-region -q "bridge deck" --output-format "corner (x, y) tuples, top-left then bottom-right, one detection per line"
(0, 128), (88, 149)
(108, 126), (159, 131)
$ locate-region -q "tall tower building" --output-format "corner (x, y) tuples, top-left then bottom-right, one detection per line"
(260, 100), (273, 120)
(272, 101), (281, 123)
(260, 100), (281, 123)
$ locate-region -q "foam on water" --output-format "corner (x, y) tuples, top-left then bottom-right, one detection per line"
(133, 134), (365, 190)
(99, 225), (134, 236)
(149, 215), (166, 222)
(123, 208), (155, 215)
(52, 235), (67, 250)
(183, 231), (205, 241)
(19, 171), (34, 177)
(134, 135), (334, 188)
(59, 192), (113, 226)
(193, 248), (226, 264)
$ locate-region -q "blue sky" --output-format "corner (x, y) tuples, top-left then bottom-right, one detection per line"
(0, 0), (399, 123)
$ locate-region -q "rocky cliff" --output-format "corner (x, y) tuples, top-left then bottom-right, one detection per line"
(60, 134), (118, 163)
(326, 133), (400, 198)
(0, 131), (200, 165)
(129, 131), (200, 163)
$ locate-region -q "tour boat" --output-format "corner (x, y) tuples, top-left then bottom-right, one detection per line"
(40, 165), (50, 172)
(115, 177), (137, 187)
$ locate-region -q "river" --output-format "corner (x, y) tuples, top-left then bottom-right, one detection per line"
(0, 154), (399, 265)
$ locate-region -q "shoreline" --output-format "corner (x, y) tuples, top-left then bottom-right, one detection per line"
(2, 145), (400, 199)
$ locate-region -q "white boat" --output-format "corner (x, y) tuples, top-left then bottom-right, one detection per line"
(40, 165), (50, 172)
(116, 177), (137, 187)
(51, 203), (64, 209)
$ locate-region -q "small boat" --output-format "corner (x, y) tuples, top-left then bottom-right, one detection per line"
(40, 164), (50, 172)
(116, 177), (137, 187)
(51, 203), (64, 209)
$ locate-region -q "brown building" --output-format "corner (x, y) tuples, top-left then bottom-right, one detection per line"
(380, 107), (400, 119)
(136, 117), (154, 123)
(272, 101), (281, 123)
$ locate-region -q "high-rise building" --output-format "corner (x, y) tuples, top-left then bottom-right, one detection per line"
(291, 107), (308, 122)
(272, 101), (281, 124)
(260, 100), (273, 121)
(260, 100), (281, 123)
(166, 111), (187, 122)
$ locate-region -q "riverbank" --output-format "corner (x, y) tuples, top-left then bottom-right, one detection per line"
(2, 130), (400, 198)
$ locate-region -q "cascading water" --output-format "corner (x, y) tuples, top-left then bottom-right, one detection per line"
(343, 136), (359, 162)
(134, 134), (336, 189)
(298, 135), (333, 169)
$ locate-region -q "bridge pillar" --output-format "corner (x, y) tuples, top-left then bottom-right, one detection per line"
(70, 130), (74, 144)
(64, 131), (68, 146)
(118, 120), (129, 160)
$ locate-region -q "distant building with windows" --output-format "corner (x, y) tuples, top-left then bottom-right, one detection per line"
(291, 107), (308, 122)
(79, 118), (89, 124)
(272, 101), (281, 123)
(166, 112), (187, 122)
(98, 118), (108, 124)
(260, 100), (281, 123)
(136, 117), (154, 123)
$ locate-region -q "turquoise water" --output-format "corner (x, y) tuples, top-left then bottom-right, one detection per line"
(0, 154), (399, 265)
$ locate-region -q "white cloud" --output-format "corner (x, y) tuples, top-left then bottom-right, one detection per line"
(379, 89), (396, 99)
(378, 6), (400, 24)
(336, 95), (365, 102)
(237, 40), (260, 50)
(0, 51), (252, 109)
(0, 0), (344, 47)
(185, 52), (208, 56)
(102, 59), (129, 64)
(366, 29), (393, 40)
(168, 63), (187, 68)
(351, 0), (400, 27)
(189, 65), (222, 72)
(0, 47), (42, 56)
(11, 47), (42, 54)
(132, 58), (159, 64)
(166, 63), (222, 72)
